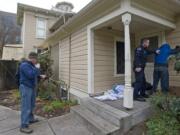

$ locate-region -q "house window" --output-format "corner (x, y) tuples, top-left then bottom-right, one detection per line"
(36, 17), (46, 39)
(115, 41), (125, 75)
(141, 36), (159, 63)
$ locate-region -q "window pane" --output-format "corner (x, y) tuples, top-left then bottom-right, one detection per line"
(37, 29), (45, 38)
(37, 20), (45, 29)
(116, 41), (125, 74)
(36, 17), (46, 38)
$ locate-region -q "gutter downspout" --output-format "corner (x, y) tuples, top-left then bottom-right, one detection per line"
(68, 34), (71, 100)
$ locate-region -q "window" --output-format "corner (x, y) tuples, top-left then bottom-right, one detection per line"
(141, 36), (159, 62)
(36, 17), (46, 39)
(115, 41), (125, 75)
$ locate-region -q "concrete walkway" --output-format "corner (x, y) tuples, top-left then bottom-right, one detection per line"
(0, 106), (92, 135)
(0, 98), (152, 135)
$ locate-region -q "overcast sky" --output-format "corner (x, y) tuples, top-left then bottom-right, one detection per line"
(0, 0), (92, 13)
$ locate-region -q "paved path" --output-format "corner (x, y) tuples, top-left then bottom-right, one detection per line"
(0, 106), (92, 135)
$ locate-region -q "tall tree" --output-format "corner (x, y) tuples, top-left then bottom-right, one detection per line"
(0, 12), (21, 57)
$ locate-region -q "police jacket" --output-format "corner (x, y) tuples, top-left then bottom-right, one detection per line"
(133, 45), (156, 69)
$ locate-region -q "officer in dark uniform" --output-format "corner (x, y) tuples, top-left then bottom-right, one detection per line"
(133, 39), (159, 102)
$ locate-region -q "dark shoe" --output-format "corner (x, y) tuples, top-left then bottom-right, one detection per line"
(29, 118), (39, 124)
(20, 127), (33, 134)
(134, 97), (146, 102)
(142, 94), (149, 98)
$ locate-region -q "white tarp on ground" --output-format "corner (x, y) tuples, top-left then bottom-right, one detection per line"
(94, 85), (124, 101)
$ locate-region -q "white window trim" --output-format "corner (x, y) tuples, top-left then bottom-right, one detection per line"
(36, 17), (47, 39)
(114, 37), (125, 77)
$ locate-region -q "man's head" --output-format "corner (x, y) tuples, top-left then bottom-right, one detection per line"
(28, 52), (38, 65)
(142, 38), (150, 48)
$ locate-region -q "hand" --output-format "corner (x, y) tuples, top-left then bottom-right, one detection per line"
(135, 67), (142, 72)
(40, 75), (46, 79)
(35, 63), (40, 69)
(156, 50), (160, 54)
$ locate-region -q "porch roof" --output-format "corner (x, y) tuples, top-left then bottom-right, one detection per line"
(38, 0), (180, 48)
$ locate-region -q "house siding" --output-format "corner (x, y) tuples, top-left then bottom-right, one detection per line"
(94, 29), (124, 93)
(59, 28), (88, 93)
(166, 18), (180, 87)
(59, 38), (70, 85)
(70, 28), (88, 92)
(23, 12), (57, 57)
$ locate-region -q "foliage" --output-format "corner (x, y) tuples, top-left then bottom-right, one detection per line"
(12, 90), (20, 102)
(37, 52), (59, 100)
(51, 100), (65, 109)
(38, 52), (53, 77)
(170, 53), (180, 73)
(42, 99), (78, 113)
(38, 80), (58, 100)
(43, 105), (54, 112)
(146, 92), (180, 135)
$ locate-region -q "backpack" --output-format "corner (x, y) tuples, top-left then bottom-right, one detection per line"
(15, 65), (20, 86)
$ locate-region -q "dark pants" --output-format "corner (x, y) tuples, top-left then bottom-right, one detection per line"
(20, 84), (36, 128)
(134, 68), (146, 98)
(153, 65), (169, 93)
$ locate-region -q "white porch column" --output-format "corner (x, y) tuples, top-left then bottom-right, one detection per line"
(122, 13), (133, 109)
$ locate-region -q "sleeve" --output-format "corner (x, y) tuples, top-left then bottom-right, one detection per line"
(170, 48), (180, 55)
(21, 64), (36, 79)
(145, 49), (157, 55)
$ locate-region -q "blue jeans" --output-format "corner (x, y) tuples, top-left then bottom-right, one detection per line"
(153, 65), (169, 93)
(19, 84), (36, 128)
(134, 68), (146, 98)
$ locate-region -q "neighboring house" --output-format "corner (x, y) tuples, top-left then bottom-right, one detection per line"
(39, 0), (180, 101)
(0, 11), (21, 57)
(2, 44), (23, 60)
(17, 2), (74, 79)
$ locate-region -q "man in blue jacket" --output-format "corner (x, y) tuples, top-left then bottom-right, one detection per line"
(19, 52), (45, 134)
(152, 43), (180, 93)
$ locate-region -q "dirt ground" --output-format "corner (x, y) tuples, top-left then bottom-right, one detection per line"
(0, 90), (71, 119)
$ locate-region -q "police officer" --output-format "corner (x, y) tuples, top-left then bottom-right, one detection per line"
(133, 39), (159, 102)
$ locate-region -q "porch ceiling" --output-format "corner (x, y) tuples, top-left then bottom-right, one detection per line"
(95, 14), (172, 33)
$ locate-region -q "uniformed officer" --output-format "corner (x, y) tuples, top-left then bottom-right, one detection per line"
(133, 39), (159, 102)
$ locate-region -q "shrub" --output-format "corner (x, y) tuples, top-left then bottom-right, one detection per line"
(51, 100), (65, 109)
(43, 105), (54, 112)
(12, 90), (20, 102)
(146, 92), (180, 135)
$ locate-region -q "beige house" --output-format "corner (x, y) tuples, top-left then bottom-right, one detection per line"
(17, 2), (74, 58)
(2, 44), (23, 60)
(39, 0), (180, 106)
(17, 2), (74, 79)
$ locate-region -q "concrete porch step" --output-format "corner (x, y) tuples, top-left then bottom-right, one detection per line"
(71, 105), (120, 135)
(80, 97), (131, 132)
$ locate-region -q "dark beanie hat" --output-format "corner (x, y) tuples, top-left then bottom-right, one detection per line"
(28, 52), (38, 59)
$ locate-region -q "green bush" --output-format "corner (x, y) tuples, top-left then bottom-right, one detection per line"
(12, 90), (20, 102)
(43, 105), (54, 112)
(51, 100), (65, 109)
(38, 80), (57, 100)
(146, 93), (180, 135)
